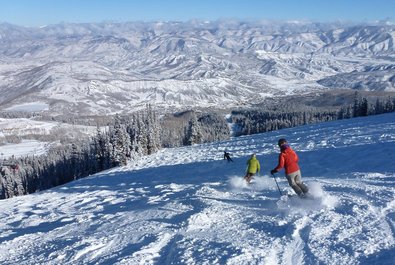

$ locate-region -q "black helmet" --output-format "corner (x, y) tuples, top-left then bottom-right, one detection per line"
(278, 138), (287, 146)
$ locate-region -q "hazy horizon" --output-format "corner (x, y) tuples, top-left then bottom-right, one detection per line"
(1, 0), (394, 27)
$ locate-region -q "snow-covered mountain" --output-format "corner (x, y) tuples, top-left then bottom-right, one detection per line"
(1, 112), (394, 264)
(0, 21), (394, 115)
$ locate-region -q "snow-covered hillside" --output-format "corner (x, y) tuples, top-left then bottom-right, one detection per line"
(0, 118), (98, 157)
(1, 112), (394, 264)
(0, 21), (394, 115)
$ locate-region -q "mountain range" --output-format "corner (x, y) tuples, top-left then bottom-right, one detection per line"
(0, 20), (394, 116)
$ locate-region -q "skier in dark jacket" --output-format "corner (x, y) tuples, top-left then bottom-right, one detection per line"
(271, 138), (308, 196)
(224, 151), (233, 162)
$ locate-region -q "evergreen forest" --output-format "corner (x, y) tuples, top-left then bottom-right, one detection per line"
(1, 93), (395, 199)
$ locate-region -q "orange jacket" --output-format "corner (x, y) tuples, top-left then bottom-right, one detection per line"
(274, 145), (300, 174)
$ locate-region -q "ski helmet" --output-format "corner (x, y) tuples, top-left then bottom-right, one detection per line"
(278, 138), (287, 146)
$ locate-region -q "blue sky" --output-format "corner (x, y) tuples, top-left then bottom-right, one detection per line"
(1, 0), (394, 27)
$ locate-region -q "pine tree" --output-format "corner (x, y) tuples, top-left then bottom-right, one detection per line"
(360, 98), (369, 116)
(185, 113), (202, 145)
(353, 91), (360, 117)
(145, 105), (161, 154)
(109, 114), (131, 166)
(385, 96), (394, 112)
(94, 127), (111, 171)
(71, 143), (81, 179)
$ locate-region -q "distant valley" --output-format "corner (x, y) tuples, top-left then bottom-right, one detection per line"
(0, 20), (394, 117)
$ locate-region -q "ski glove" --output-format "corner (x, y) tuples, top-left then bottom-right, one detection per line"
(270, 169), (278, 175)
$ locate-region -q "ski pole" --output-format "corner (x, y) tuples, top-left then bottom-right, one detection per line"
(271, 173), (283, 196)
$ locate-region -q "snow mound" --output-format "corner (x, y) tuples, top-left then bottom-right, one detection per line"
(228, 175), (274, 191)
(309, 181), (339, 209)
(276, 181), (339, 215)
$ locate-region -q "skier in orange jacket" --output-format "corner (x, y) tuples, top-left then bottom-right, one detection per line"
(271, 138), (308, 196)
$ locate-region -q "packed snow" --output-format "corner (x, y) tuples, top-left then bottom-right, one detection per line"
(1, 113), (395, 264)
(0, 140), (50, 159)
(0, 118), (58, 137)
(0, 118), (100, 155)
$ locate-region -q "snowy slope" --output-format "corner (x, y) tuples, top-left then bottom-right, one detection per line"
(0, 140), (50, 159)
(1, 113), (395, 264)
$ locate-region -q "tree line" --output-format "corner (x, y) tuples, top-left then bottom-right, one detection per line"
(231, 93), (395, 136)
(0, 107), (229, 199)
(0, 106), (161, 199)
(2, 94), (395, 199)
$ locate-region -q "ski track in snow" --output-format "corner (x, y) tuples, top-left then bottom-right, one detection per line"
(1, 113), (395, 264)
